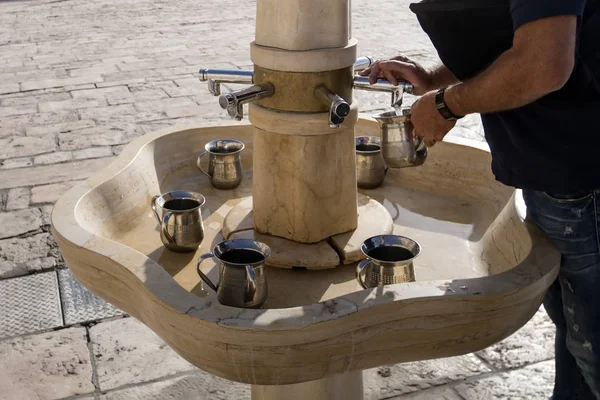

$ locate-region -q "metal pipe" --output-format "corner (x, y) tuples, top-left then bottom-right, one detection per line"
(198, 56), (375, 88)
(353, 56), (374, 73)
(353, 76), (413, 95)
(198, 69), (253, 85)
(218, 84), (275, 120)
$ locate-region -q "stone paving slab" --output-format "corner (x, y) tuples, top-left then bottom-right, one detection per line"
(364, 353), (491, 399)
(476, 307), (554, 370)
(58, 269), (125, 326)
(454, 360), (554, 399)
(0, 208), (42, 239)
(393, 386), (463, 400)
(89, 317), (196, 391)
(0, 271), (63, 339)
(99, 372), (249, 400)
(0, 232), (60, 278)
(0, 326), (95, 400)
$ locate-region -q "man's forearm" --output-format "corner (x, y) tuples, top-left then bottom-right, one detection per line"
(427, 64), (460, 91)
(443, 15), (577, 117)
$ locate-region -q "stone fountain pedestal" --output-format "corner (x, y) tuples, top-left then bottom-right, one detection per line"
(52, 121), (559, 400)
(51, 1), (561, 399)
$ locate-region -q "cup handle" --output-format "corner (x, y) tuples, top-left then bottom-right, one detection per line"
(356, 259), (370, 289)
(196, 253), (218, 291)
(151, 195), (161, 223)
(404, 113), (426, 151)
(161, 212), (176, 245)
(197, 151), (212, 178)
(415, 137), (426, 152)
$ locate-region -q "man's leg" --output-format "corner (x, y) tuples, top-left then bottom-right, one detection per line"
(523, 189), (600, 400)
(544, 278), (592, 399)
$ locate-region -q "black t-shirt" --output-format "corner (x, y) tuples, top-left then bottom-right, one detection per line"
(481, 0), (600, 193)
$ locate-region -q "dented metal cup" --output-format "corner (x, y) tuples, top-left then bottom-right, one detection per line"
(372, 110), (427, 169)
(356, 136), (387, 189)
(197, 139), (244, 190)
(151, 191), (206, 253)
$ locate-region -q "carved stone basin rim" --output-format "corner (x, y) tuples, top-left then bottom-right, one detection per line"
(51, 119), (560, 385)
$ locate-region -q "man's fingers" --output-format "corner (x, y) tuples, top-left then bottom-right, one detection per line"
(359, 67), (371, 76)
(369, 62), (381, 85)
(383, 61), (420, 85)
(382, 68), (398, 86)
(424, 139), (436, 147)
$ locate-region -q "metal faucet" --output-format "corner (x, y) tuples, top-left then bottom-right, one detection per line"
(199, 56), (375, 97)
(198, 69), (253, 96)
(353, 76), (413, 109)
(218, 83), (275, 121)
(198, 56), (414, 122)
(314, 85), (351, 128)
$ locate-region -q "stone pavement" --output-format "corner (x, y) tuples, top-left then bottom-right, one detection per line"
(0, 0), (551, 398)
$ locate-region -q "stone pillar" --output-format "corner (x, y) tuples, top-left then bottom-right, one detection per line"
(250, 0), (359, 243)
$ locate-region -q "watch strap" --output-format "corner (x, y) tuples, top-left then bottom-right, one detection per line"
(435, 87), (463, 121)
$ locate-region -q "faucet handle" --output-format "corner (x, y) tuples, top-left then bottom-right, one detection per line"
(314, 85), (351, 129)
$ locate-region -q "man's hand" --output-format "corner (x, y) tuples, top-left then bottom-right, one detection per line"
(359, 55), (459, 96)
(359, 55), (434, 95)
(410, 91), (456, 147)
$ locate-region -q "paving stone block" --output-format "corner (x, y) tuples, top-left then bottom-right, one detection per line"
(99, 371), (249, 400)
(73, 146), (114, 160)
(0, 157), (114, 190)
(0, 208), (42, 239)
(21, 75), (104, 91)
(69, 64), (119, 77)
(476, 308), (555, 370)
(6, 187), (30, 210)
(0, 104), (37, 118)
(0, 136), (56, 159)
(26, 119), (96, 136)
(0, 83), (19, 95)
(1, 92), (71, 108)
(77, 104), (136, 124)
(389, 386), (463, 400)
(454, 360), (554, 400)
(40, 205), (54, 226)
(363, 354), (491, 398)
(0, 157), (33, 170)
(34, 151), (73, 165)
(0, 327), (95, 400)
(89, 317), (196, 391)
(31, 180), (84, 204)
(59, 128), (128, 151)
(0, 232), (57, 278)
(39, 98), (107, 113)
(71, 85), (130, 101)
(0, 272), (63, 338)
(58, 269), (125, 326)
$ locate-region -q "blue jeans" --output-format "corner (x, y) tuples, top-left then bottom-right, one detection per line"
(523, 189), (600, 400)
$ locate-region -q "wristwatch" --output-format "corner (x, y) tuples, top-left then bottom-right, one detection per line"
(435, 87), (463, 121)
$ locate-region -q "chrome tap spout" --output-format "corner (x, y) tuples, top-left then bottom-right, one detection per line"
(353, 76), (414, 108)
(314, 85), (351, 129)
(218, 84), (275, 121)
(198, 69), (253, 96)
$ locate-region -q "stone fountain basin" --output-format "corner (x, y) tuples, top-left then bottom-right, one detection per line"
(52, 119), (559, 386)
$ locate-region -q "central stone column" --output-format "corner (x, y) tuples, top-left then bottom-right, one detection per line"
(250, 0), (359, 244)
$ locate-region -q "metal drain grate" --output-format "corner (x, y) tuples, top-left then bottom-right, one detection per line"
(0, 272), (63, 339)
(58, 269), (124, 326)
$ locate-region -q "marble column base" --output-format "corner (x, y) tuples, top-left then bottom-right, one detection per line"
(222, 194), (393, 269)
